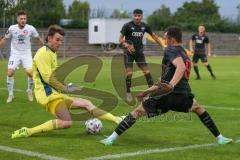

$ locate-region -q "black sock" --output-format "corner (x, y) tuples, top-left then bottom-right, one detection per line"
(193, 66), (200, 78)
(206, 65), (214, 76)
(126, 75), (132, 93)
(198, 111), (220, 137)
(145, 73), (154, 87)
(115, 113), (136, 136)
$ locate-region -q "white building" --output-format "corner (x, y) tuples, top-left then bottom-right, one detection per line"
(88, 18), (132, 44)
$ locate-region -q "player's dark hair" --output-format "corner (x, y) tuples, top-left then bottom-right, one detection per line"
(133, 9), (143, 15)
(46, 25), (65, 42)
(199, 23), (205, 27)
(16, 10), (27, 17)
(165, 26), (182, 43)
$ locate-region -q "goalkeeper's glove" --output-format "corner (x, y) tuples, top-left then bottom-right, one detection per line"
(63, 83), (83, 93)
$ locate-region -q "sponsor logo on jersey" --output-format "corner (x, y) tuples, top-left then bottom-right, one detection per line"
(141, 27), (145, 31)
(132, 32), (144, 37)
(131, 27), (135, 30)
(18, 34), (25, 44)
(196, 39), (203, 44)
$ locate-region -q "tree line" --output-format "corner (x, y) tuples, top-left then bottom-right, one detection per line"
(0, 0), (239, 32)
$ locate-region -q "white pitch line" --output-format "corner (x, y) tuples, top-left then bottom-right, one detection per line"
(0, 145), (68, 160)
(0, 88), (24, 92)
(85, 140), (240, 160)
(204, 105), (240, 111)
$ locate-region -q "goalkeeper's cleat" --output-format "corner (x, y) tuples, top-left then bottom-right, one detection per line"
(27, 90), (34, 102)
(217, 136), (233, 145)
(100, 137), (114, 146)
(6, 95), (14, 103)
(126, 92), (133, 103)
(11, 127), (30, 139)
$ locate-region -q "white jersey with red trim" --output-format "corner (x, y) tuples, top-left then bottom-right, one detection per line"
(5, 24), (39, 55)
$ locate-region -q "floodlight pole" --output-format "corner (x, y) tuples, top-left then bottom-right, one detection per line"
(237, 4), (240, 24)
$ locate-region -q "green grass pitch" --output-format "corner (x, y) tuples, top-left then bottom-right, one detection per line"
(0, 56), (239, 160)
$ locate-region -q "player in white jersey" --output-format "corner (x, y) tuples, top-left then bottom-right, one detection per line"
(0, 10), (44, 103)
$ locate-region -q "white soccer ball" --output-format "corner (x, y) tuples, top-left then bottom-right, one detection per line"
(85, 118), (103, 134)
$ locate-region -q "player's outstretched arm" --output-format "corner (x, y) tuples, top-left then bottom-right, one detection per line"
(151, 33), (166, 48)
(170, 56), (186, 87)
(48, 72), (83, 93)
(137, 80), (174, 101)
(36, 36), (44, 46)
(137, 85), (159, 101)
(145, 33), (167, 48)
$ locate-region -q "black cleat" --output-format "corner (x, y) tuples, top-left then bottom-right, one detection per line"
(211, 74), (216, 80)
(195, 77), (201, 80)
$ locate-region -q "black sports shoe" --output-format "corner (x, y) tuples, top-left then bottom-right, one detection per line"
(211, 74), (216, 80)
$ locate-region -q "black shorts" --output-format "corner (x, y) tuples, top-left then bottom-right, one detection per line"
(192, 54), (208, 63)
(142, 93), (194, 117)
(124, 48), (147, 68)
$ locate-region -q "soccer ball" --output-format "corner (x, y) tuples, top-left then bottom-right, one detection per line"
(85, 118), (103, 134)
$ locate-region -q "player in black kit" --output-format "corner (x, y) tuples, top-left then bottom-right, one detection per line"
(189, 24), (216, 80)
(119, 9), (164, 102)
(101, 26), (232, 146)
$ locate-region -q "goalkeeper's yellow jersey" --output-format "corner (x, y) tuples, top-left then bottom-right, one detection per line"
(33, 45), (65, 106)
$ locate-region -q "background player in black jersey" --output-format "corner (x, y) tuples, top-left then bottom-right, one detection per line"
(101, 26), (232, 146)
(119, 9), (164, 102)
(189, 24), (216, 80)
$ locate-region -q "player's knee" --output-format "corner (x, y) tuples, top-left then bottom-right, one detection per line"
(203, 62), (209, 67)
(131, 106), (146, 119)
(7, 69), (14, 77)
(59, 120), (72, 129)
(83, 100), (95, 111)
(126, 71), (133, 77)
(142, 69), (150, 75)
(191, 101), (205, 115)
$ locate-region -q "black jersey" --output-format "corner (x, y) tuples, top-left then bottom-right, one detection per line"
(192, 33), (209, 54)
(121, 21), (153, 50)
(161, 46), (192, 94)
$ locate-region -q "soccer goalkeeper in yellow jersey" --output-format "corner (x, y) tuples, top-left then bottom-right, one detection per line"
(11, 25), (122, 139)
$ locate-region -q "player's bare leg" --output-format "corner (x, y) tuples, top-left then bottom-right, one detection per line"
(125, 67), (133, 102)
(100, 104), (146, 145)
(191, 99), (232, 144)
(193, 63), (201, 80)
(6, 69), (15, 103)
(71, 98), (122, 124)
(26, 69), (34, 101)
(203, 62), (216, 80)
